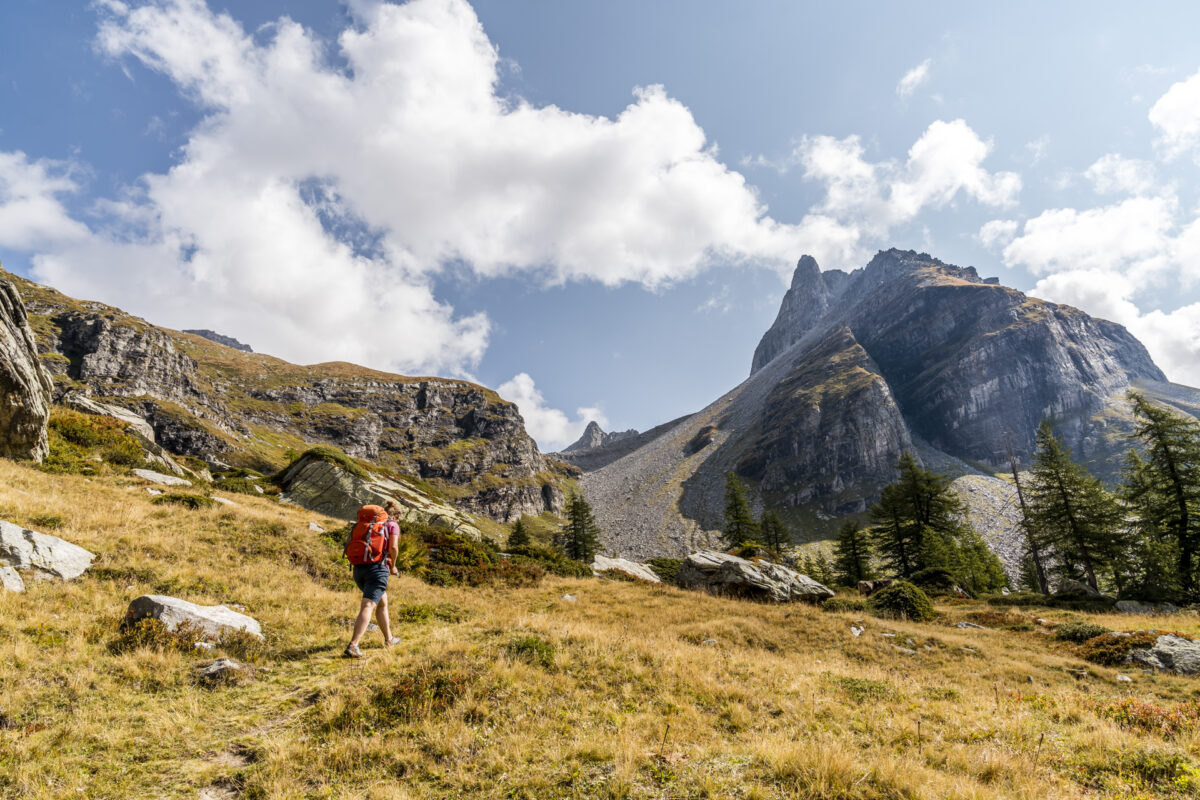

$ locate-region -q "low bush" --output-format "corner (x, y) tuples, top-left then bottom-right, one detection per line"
(327, 658), (477, 731)
(909, 567), (967, 597)
(1054, 620), (1111, 643)
(506, 634), (556, 669)
(212, 477), (261, 495)
(823, 673), (901, 704)
(152, 493), (216, 510)
(867, 580), (935, 622)
(821, 596), (868, 613)
(1076, 630), (1159, 666)
(393, 603), (467, 624)
(419, 528), (543, 588)
(1090, 696), (1200, 738)
(986, 592), (1117, 613)
(109, 618), (197, 654)
(645, 558), (682, 585)
(506, 544), (591, 578)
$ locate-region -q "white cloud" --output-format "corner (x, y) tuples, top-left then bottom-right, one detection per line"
(1084, 153), (1157, 195)
(496, 372), (607, 451)
(978, 219), (1018, 249)
(1149, 66), (1200, 158)
(1, 0), (855, 377)
(896, 59), (931, 99)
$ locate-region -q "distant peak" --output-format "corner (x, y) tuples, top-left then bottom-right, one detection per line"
(790, 255), (822, 289)
(184, 329), (253, 353)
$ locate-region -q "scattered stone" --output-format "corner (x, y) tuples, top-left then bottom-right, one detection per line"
(591, 555), (661, 583)
(211, 497), (236, 506)
(194, 641), (216, 651)
(0, 520), (94, 592)
(1026, 675), (1035, 683)
(882, 633), (897, 638)
(1059, 579), (1103, 598)
(561, 594), (577, 603)
(1116, 674), (1133, 682)
(145, 487), (163, 496)
(197, 658), (247, 686)
(850, 626), (864, 637)
(131, 468), (191, 487)
(1115, 600), (1180, 615)
(676, 550), (834, 603)
(956, 621), (987, 629)
(308, 522), (325, 533)
(893, 646), (917, 655)
(126, 595), (263, 640)
(701, 638), (718, 646)
(1128, 634), (1200, 675)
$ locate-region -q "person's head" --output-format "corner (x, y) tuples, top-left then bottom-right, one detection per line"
(384, 501), (401, 519)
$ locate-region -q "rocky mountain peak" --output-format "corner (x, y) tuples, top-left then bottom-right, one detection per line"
(183, 329), (253, 353)
(563, 421), (640, 453)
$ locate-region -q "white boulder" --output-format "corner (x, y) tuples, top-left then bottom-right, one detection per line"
(126, 594), (263, 640)
(131, 468), (191, 487)
(0, 520), (95, 592)
(592, 555), (661, 583)
(677, 550), (834, 603)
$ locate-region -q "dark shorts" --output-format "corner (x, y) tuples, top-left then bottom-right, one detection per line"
(352, 562), (389, 603)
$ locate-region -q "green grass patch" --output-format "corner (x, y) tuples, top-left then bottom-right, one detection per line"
(152, 493), (217, 510)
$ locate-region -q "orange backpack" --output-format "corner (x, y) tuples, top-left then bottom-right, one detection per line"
(345, 505), (391, 566)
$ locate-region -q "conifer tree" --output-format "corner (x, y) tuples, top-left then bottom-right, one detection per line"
(1124, 392), (1200, 599)
(759, 509), (790, 552)
(508, 516), (531, 549)
(1027, 422), (1125, 593)
(833, 519), (873, 585)
(722, 472), (761, 547)
(557, 492), (602, 563)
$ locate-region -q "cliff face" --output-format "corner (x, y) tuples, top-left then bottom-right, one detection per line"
(4, 269), (566, 522)
(0, 277), (53, 461)
(579, 248), (1178, 559)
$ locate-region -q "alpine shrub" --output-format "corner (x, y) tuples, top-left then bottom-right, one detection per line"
(1054, 621), (1110, 643)
(867, 580), (935, 622)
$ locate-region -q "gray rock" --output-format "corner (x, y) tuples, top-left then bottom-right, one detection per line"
(211, 497), (236, 506)
(560, 594), (577, 603)
(858, 579), (893, 597)
(131, 468), (191, 487)
(0, 566), (25, 592)
(277, 453), (484, 538)
(591, 555), (661, 583)
(1059, 579), (1103, 597)
(145, 488), (163, 496)
(1116, 674), (1133, 682)
(0, 277), (53, 461)
(126, 595), (263, 640)
(308, 522), (326, 533)
(956, 621), (987, 629)
(1128, 634), (1200, 675)
(183, 329), (253, 353)
(0, 520), (95, 590)
(197, 658), (247, 685)
(1115, 600), (1180, 615)
(676, 550), (834, 603)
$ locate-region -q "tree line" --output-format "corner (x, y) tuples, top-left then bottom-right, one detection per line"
(723, 391), (1200, 602)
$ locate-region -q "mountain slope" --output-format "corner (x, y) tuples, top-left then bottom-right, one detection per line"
(582, 249), (1196, 560)
(1, 267), (571, 522)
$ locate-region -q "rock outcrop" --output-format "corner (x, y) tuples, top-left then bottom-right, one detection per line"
(0, 520), (95, 592)
(676, 550), (834, 602)
(126, 595), (263, 640)
(564, 422), (639, 453)
(183, 329), (252, 352)
(276, 452), (484, 539)
(0, 277), (53, 461)
(4, 268), (568, 523)
(591, 555), (661, 583)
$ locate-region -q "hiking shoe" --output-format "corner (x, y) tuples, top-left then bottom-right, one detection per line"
(343, 643), (364, 659)
(384, 636), (402, 647)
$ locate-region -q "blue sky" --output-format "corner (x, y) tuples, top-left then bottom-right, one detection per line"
(2, 1), (1200, 449)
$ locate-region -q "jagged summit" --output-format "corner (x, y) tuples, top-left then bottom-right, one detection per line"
(183, 329), (253, 353)
(562, 421), (638, 453)
(579, 248), (1188, 561)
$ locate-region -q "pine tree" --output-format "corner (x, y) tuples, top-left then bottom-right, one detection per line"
(1124, 392), (1200, 599)
(833, 519), (873, 585)
(1027, 422), (1125, 593)
(868, 452), (1006, 593)
(722, 472), (761, 547)
(759, 509), (791, 552)
(556, 492), (602, 563)
(508, 516), (531, 549)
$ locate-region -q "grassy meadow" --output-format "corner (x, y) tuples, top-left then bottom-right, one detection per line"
(1, 459), (1199, 799)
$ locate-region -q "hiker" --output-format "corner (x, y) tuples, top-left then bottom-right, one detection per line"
(344, 501), (403, 658)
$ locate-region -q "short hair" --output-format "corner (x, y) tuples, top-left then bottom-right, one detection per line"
(384, 500), (401, 514)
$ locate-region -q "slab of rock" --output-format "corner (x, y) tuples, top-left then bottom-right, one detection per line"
(126, 595), (263, 640)
(592, 555), (661, 583)
(197, 658), (247, 686)
(1128, 634), (1200, 675)
(1115, 600), (1180, 615)
(276, 453), (483, 539)
(131, 468), (192, 487)
(677, 550), (834, 603)
(211, 497), (236, 506)
(0, 277), (53, 461)
(308, 522), (326, 533)
(858, 579), (893, 597)
(0, 520), (95, 591)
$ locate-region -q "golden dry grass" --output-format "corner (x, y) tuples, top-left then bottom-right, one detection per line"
(1, 458), (1199, 799)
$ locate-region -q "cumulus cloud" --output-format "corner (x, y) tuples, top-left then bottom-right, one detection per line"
(0, 0), (849, 377)
(496, 373), (606, 451)
(896, 59), (931, 99)
(978, 218), (1018, 249)
(1149, 66), (1200, 159)
(1084, 153), (1157, 195)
